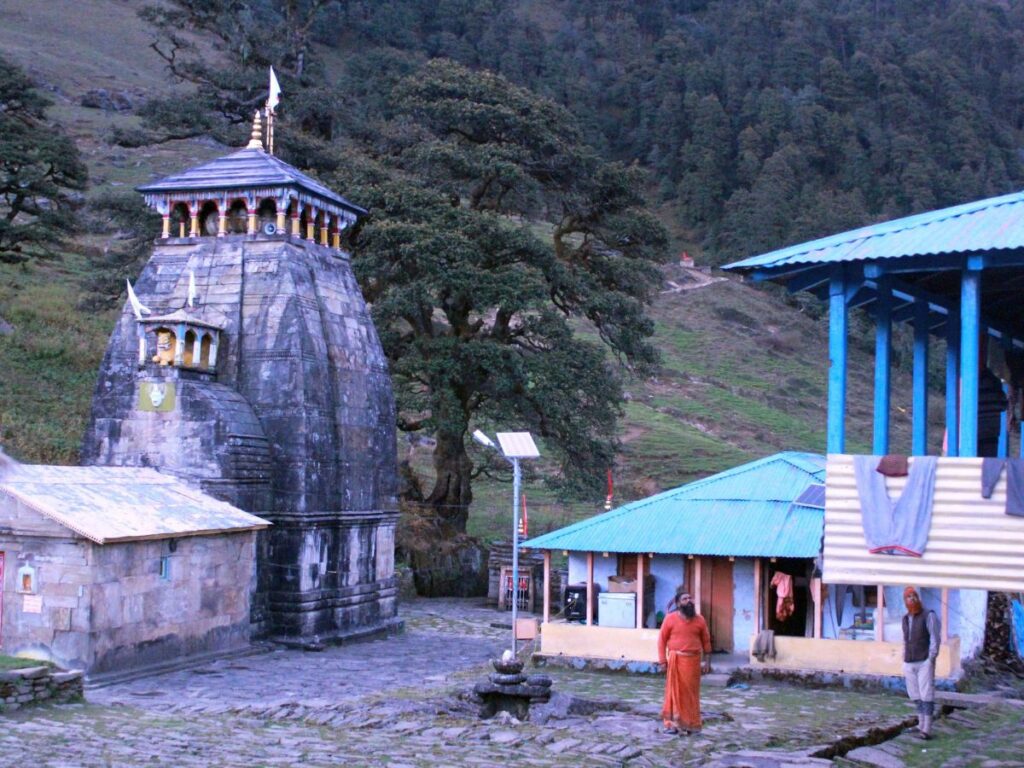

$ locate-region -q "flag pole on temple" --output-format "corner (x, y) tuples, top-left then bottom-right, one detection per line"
(266, 66), (281, 155)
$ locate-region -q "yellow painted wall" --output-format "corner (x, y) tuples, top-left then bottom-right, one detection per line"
(748, 635), (961, 677)
(540, 621), (660, 662)
(539, 621), (962, 678)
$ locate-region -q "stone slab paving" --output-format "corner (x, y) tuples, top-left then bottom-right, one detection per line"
(2, 598), (1023, 766)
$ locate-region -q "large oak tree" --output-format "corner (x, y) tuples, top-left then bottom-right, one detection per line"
(342, 61), (669, 531)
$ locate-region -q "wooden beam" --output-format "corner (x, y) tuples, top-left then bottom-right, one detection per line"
(876, 584), (885, 642)
(828, 269), (849, 454)
(543, 551), (551, 624)
(946, 316), (960, 456)
(813, 577), (822, 639)
(694, 556), (703, 616)
(636, 554), (645, 630)
(753, 558), (761, 633)
(941, 587), (949, 642)
(960, 266), (982, 457)
(874, 277), (892, 455)
(913, 300), (930, 455)
(586, 552), (594, 626)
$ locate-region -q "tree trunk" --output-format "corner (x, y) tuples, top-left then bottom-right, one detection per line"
(425, 430), (473, 533)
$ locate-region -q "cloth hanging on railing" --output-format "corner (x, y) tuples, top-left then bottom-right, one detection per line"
(855, 455), (938, 557)
(980, 458), (1024, 517)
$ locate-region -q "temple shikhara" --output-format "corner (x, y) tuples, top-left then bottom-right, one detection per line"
(79, 114), (400, 649)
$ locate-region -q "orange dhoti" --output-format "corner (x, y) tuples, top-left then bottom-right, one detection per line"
(662, 650), (702, 731)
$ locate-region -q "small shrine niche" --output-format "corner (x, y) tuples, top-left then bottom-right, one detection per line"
(136, 310), (223, 373)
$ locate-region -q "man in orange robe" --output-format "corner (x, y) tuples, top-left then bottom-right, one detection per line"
(657, 592), (711, 734)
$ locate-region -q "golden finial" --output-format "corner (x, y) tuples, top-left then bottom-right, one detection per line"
(246, 110), (263, 150)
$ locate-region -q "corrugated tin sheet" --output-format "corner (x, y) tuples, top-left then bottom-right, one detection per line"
(723, 190), (1024, 272)
(824, 455), (1024, 591)
(137, 148), (366, 215)
(521, 452), (825, 557)
(0, 465), (271, 544)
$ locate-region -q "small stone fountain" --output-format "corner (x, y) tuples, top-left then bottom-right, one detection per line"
(473, 650), (553, 720)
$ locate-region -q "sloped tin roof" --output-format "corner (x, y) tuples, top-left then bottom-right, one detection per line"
(521, 452), (826, 557)
(0, 465), (270, 544)
(723, 189), (1024, 272)
(137, 148), (367, 215)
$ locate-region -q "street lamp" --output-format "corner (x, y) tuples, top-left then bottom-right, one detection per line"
(473, 429), (540, 656)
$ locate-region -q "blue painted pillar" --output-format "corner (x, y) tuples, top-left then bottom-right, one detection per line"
(827, 269), (848, 454)
(945, 315), (959, 457)
(959, 268), (982, 457)
(998, 382), (1009, 458)
(912, 301), (929, 455)
(873, 277), (892, 455)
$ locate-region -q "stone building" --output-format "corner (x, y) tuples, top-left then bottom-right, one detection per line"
(0, 465), (269, 679)
(81, 121), (400, 644)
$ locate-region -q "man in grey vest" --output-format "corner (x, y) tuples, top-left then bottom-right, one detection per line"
(902, 586), (940, 739)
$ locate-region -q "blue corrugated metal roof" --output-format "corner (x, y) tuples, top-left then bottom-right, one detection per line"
(138, 148), (367, 215)
(723, 189), (1024, 272)
(520, 452), (825, 557)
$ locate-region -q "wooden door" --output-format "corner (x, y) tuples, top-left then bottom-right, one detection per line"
(684, 557), (734, 652)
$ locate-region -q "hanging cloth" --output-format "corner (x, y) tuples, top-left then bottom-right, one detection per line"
(980, 458), (1024, 517)
(855, 455), (938, 557)
(770, 572), (794, 621)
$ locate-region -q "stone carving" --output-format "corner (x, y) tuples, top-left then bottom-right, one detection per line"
(151, 329), (175, 365)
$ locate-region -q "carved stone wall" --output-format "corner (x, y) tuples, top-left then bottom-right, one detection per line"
(82, 235), (399, 641)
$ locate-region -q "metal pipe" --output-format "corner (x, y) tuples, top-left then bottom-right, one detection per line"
(511, 456), (521, 654)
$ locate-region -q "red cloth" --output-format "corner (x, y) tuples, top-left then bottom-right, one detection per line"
(658, 612), (711, 731)
(770, 572), (795, 621)
(662, 651), (702, 731)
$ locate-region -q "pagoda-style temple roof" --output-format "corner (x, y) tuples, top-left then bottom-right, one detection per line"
(138, 147), (366, 216)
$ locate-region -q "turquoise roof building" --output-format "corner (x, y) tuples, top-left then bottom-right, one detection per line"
(522, 452), (825, 558)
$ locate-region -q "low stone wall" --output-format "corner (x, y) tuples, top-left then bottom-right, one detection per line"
(0, 666), (84, 713)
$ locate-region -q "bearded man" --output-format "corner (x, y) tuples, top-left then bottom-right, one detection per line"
(902, 586), (941, 739)
(657, 591), (711, 735)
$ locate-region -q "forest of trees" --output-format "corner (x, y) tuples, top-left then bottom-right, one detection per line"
(332, 0), (1024, 262)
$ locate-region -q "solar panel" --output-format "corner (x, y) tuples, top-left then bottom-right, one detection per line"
(794, 483), (825, 508)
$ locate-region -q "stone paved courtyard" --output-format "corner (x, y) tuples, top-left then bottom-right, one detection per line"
(2, 598), (1023, 767)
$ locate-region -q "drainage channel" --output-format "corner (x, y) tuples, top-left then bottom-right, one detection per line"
(809, 704), (957, 761)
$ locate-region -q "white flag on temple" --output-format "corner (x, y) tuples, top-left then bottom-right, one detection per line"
(126, 279), (151, 320)
(268, 66), (281, 112)
(187, 270), (197, 308)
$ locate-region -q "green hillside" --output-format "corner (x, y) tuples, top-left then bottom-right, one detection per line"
(0, 0), (967, 542)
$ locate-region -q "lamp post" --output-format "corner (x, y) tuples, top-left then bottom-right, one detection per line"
(472, 429), (539, 656)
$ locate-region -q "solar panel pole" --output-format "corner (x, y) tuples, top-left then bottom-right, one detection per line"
(511, 455), (521, 654)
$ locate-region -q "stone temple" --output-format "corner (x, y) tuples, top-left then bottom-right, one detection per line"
(81, 122), (400, 644)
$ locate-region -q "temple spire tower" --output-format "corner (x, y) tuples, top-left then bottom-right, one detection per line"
(83, 124), (399, 643)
